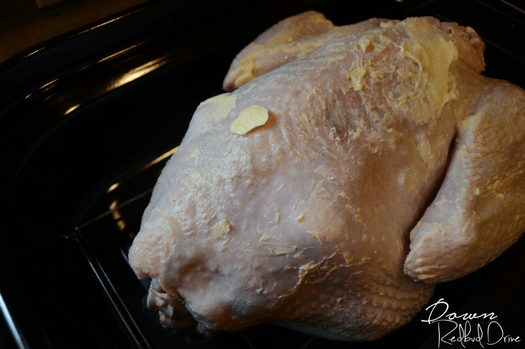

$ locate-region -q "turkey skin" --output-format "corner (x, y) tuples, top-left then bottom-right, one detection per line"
(129, 12), (525, 341)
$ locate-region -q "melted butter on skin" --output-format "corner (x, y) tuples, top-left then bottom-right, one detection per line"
(199, 93), (238, 118)
(198, 93), (238, 133)
(416, 273), (437, 280)
(307, 230), (322, 244)
(229, 39), (324, 89)
(294, 251), (305, 259)
(350, 128), (362, 139)
(189, 147), (200, 159)
(347, 18), (460, 115)
(228, 12), (335, 89)
(181, 170), (202, 189)
(340, 192), (351, 201)
(258, 230), (296, 256)
(346, 58), (388, 92)
(242, 82), (257, 95)
(343, 252), (353, 264)
(230, 105), (269, 135)
(343, 253), (371, 266)
(379, 20), (398, 30)
(210, 219), (231, 239)
(275, 246), (296, 255)
(345, 33), (390, 92)
(396, 19), (460, 117)
(299, 261), (321, 278)
(347, 59), (370, 91)
(358, 35), (375, 51)
(232, 58), (255, 88)
(259, 233), (275, 244)
(314, 165), (337, 180)
(190, 171), (202, 185)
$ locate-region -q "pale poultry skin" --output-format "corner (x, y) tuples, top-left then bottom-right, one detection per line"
(129, 11), (525, 341)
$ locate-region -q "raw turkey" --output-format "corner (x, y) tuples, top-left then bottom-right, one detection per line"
(128, 11), (525, 341)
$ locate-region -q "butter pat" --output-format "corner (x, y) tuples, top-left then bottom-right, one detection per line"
(231, 105), (269, 135)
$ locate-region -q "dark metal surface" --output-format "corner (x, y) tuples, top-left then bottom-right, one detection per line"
(1, 0), (524, 348)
